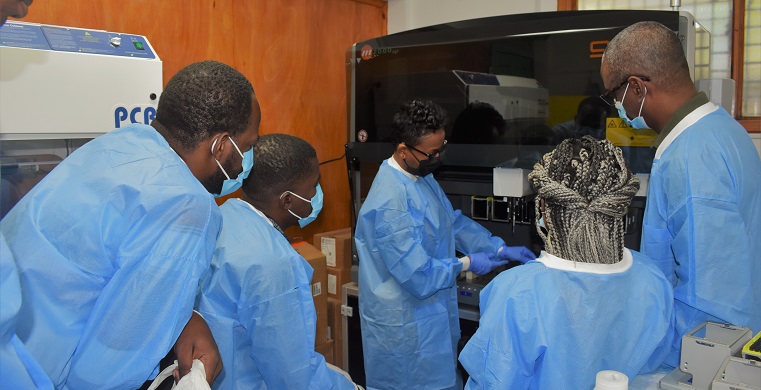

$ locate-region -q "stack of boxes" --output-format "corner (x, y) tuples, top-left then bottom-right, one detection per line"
(313, 228), (353, 370)
(291, 241), (333, 365)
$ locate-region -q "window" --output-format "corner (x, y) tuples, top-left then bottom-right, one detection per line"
(559, 0), (760, 129)
(744, 0), (760, 116)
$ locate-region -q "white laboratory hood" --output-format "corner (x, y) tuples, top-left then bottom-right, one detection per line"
(0, 22), (163, 218)
(0, 21), (163, 140)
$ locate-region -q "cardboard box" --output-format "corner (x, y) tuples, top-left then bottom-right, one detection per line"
(292, 241), (329, 346)
(327, 267), (352, 299)
(313, 228), (353, 270)
(327, 298), (344, 370)
(315, 338), (335, 366)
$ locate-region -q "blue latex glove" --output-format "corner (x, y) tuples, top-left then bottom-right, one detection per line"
(468, 252), (508, 275)
(496, 245), (536, 263)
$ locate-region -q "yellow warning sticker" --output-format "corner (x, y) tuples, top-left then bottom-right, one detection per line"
(605, 118), (658, 147)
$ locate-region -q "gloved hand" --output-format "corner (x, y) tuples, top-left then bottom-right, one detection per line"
(468, 252), (508, 275)
(496, 245), (536, 263)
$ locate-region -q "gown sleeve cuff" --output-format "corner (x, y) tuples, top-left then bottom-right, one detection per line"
(459, 255), (471, 271)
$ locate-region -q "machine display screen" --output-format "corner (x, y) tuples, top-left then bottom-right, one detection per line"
(347, 10), (699, 173)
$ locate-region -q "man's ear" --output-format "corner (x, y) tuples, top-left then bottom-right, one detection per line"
(210, 132), (230, 160)
(630, 77), (648, 98)
(279, 192), (293, 211)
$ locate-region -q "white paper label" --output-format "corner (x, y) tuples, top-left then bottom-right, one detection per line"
(321, 237), (337, 267)
(312, 282), (322, 297)
(328, 274), (337, 295)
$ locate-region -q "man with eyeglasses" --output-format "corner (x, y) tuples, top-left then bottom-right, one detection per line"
(601, 21), (761, 367)
(354, 99), (535, 390)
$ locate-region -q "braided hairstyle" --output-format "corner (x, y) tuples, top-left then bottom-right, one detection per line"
(528, 136), (639, 264)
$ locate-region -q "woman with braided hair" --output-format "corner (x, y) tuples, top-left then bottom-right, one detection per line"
(459, 136), (675, 389)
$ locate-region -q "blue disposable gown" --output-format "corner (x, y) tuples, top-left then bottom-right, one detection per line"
(459, 249), (674, 390)
(0, 124), (222, 389)
(0, 232), (54, 389)
(355, 158), (504, 390)
(196, 198), (354, 390)
(641, 104), (761, 365)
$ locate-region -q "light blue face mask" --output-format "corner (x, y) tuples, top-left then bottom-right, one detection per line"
(283, 183), (324, 228)
(211, 136), (254, 198)
(614, 84), (650, 129)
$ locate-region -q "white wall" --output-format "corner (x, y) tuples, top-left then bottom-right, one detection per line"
(750, 133), (761, 159)
(387, 0), (558, 34)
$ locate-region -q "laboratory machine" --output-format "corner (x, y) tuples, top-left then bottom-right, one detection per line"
(659, 322), (760, 390)
(0, 21), (162, 217)
(342, 10), (711, 385)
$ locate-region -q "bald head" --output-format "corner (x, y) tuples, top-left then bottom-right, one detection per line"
(603, 21), (692, 92)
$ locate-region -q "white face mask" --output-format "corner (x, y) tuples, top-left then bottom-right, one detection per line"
(614, 84), (650, 130)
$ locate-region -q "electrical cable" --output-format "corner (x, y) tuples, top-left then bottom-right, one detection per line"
(319, 152), (346, 165)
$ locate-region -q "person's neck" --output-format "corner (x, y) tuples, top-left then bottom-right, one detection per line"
(649, 86), (699, 134)
(152, 120), (207, 180)
(392, 151), (406, 169)
(244, 194), (293, 230)
(152, 120), (182, 153)
(392, 151), (417, 176)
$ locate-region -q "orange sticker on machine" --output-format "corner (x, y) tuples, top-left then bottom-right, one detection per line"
(360, 44), (373, 61)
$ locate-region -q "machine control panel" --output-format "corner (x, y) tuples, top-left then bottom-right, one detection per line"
(0, 22), (156, 59)
(457, 282), (483, 307)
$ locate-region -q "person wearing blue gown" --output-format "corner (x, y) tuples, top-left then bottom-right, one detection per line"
(459, 136), (675, 389)
(0, 61), (261, 388)
(0, 232), (54, 389)
(601, 21), (761, 365)
(355, 100), (535, 390)
(0, 3), (53, 388)
(196, 134), (358, 390)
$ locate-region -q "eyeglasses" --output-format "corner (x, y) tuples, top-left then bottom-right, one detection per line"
(405, 140), (448, 160)
(599, 75), (650, 106)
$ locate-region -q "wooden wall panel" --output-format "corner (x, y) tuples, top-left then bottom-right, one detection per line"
(17, 0), (388, 242)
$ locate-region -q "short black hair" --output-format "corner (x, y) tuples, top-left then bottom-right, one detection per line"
(155, 61), (255, 150)
(244, 133), (318, 201)
(391, 100), (448, 146)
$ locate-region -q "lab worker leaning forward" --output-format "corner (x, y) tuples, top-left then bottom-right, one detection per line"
(459, 137), (674, 389)
(600, 21), (761, 365)
(355, 100), (535, 390)
(0, 1), (54, 389)
(0, 60), (261, 389)
(196, 134), (358, 390)
(0, 232), (54, 389)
